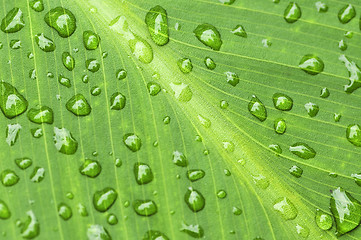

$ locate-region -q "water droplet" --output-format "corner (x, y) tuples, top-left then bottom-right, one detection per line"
(116, 69), (127, 80)
(186, 169), (205, 182)
(62, 52), (75, 71)
(145, 5), (169, 46)
(77, 203), (88, 217)
(231, 25), (247, 38)
(289, 165), (303, 178)
(172, 151), (188, 167)
(252, 174), (269, 189)
(1, 8), (25, 33)
(339, 55), (361, 94)
(193, 23), (222, 51)
(195, 135), (202, 142)
(225, 71), (239, 87)
(87, 224), (111, 240)
(86, 59), (100, 73)
(66, 192), (74, 199)
(107, 213), (118, 225)
(0, 200), (10, 219)
(30, 167), (45, 183)
(20, 210), (40, 239)
(15, 158), (32, 170)
(304, 102), (319, 117)
(110, 92), (126, 110)
(180, 222), (204, 238)
(10, 39), (21, 49)
(143, 230), (169, 240)
(29, 0), (44, 12)
(79, 159), (101, 178)
(27, 106), (54, 124)
(345, 31), (353, 38)
(273, 197), (298, 220)
(27, 52), (34, 59)
(163, 116), (171, 124)
(338, 40), (347, 51)
(1, 169), (19, 186)
(29, 69), (37, 80)
(222, 141), (235, 152)
(334, 113), (341, 122)
(232, 206), (242, 215)
(169, 82), (193, 102)
(53, 127), (78, 155)
(93, 187), (118, 212)
(6, 123), (21, 146)
(262, 39), (272, 48)
(134, 162), (153, 185)
(274, 118), (286, 134)
(320, 87), (330, 98)
(204, 57), (216, 70)
(47, 72), (54, 78)
(90, 86), (101, 96)
(133, 199), (157, 216)
(346, 124), (361, 147)
(115, 158), (122, 167)
(295, 224), (309, 238)
(289, 142), (316, 159)
(123, 133), (141, 152)
(217, 190), (227, 199)
(66, 94), (91, 116)
(299, 54), (324, 75)
(31, 128), (43, 138)
(177, 58), (193, 74)
(147, 82), (161, 96)
(58, 203), (72, 220)
(315, 209), (333, 230)
(269, 144), (282, 154)
(83, 30), (100, 50)
(248, 95), (267, 122)
(197, 114), (211, 128)
(174, 22), (181, 30)
(0, 82), (28, 118)
(45, 7), (76, 38)
(203, 149), (209, 155)
(184, 187), (205, 212)
(220, 100), (229, 109)
(352, 173), (361, 187)
(272, 93), (293, 111)
(34, 33), (55, 52)
(58, 74), (71, 88)
(284, 2), (302, 23)
(330, 187), (361, 236)
(315, 2), (328, 13)
(338, 4), (356, 24)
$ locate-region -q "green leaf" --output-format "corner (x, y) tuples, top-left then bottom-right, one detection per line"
(2, 0), (361, 239)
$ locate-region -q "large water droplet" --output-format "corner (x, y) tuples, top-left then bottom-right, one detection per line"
(338, 4), (356, 24)
(53, 127), (78, 155)
(134, 163), (153, 185)
(289, 142), (316, 159)
(172, 151), (188, 167)
(58, 203), (72, 220)
(346, 124), (361, 147)
(180, 222), (204, 238)
(110, 92), (126, 110)
(44, 7), (76, 38)
(66, 94), (91, 116)
(184, 187), (205, 212)
(1, 8), (25, 33)
(133, 199), (157, 216)
(0, 82), (28, 119)
(299, 54), (324, 75)
(79, 159), (102, 178)
(27, 106), (54, 124)
(284, 2), (302, 23)
(339, 55), (361, 94)
(87, 224), (111, 240)
(1, 169), (19, 186)
(145, 5), (169, 46)
(83, 30), (100, 50)
(20, 210), (40, 239)
(315, 209), (333, 230)
(35, 33), (56, 52)
(93, 187), (118, 212)
(248, 95), (267, 122)
(273, 197), (298, 220)
(193, 23), (222, 51)
(123, 133), (141, 152)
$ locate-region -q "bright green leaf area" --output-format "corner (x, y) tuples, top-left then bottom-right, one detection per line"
(2, 0), (361, 239)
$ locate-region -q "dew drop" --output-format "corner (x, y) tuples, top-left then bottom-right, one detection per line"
(110, 92), (126, 110)
(1, 8), (25, 33)
(34, 33), (55, 52)
(107, 213), (118, 225)
(197, 114), (211, 128)
(44, 7), (76, 38)
(6, 123), (21, 146)
(87, 224), (111, 240)
(269, 144), (282, 154)
(1, 169), (19, 186)
(31, 128), (43, 138)
(169, 82), (193, 102)
(93, 187), (118, 212)
(299, 54), (324, 75)
(248, 95), (267, 122)
(225, 71), (239, 87)
(62, 52), (75, 71)
(177, 58), (193, 74)
(20, 210), (40, 239)
(10, 39), (21, 49)
(66, 94), (91, 116)
(304, 102), (319, 117)
(232, 206), (242, 215)
(133, 199), (158, 216)
(172, 151), (188, 167)
(315, 209), (333, 230)
(134, 162), (153, 185)
(15, 158), (32, 170)
(252, 174), (269, 189)
(320, 87), (330, 98)
(0, 200), (10, 219)
(289, 165), (303, 178)
(284, 2), (302, 23)
(116, 69), (127, 80)
(204, 57), (216, 70)
(27, 106), (54, 124)
(186, 169), (205, 182)
(58, 203), (72, 220)
(145, 5), (169, 46)
(123, 133), (141, 152)
(30, 167), (45, 183)
(315, 1), (328, 13)
(147, 82), (161, 96)
(83, 30), (100, 50)
(273, 197), (298, 220)
(193, 23), (222, 51)
(222, 141), (235, 152)
(79, 159), (102, 178)
(346, 124), (361, 147)
(143, 230), (169, 240)
(274, 118), (286, 134)
(295, 224), (309, 238)
(29, 0), (44, 12)
(53, 127), (78, 155)
(339, 55), (361, 94)
(77, 203), (88, 217)
(272, 93), (293, 111)
(0, 82), (28, 119)
(231, 25), (247, 38)
(86, 59), (100, 73)
(184, 187), (205, 212)
(58, 74), (71, 88)
(180, 222), (204, 238)
(90, 86), (101, 96)
(338, 4), (356, 24)
(338, 40), (347, 51)
(334, 113), (341, 122)
(220, 100), (229, 109)
(289, 142), (316, 159)
(217, 190), (227, 199)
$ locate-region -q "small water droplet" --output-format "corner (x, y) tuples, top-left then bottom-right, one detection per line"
(284, 2), (302, 23)
(66, 94), (91, 116)
(66, 192), (74, 199)
(15, 158), (32, 170)
(220, 100), (229, 109)
(320, 87), (330, 98)
(134, 163), (153, 185)
(0, 82), (28, 119)
(248, 95), (267, 122)
(79, 159), (101, 178)
(62, 52), (75, 71)
(147, 82), (161, 96)
(217, 190), (227, 199)
(27, 106), (54, 124)
(30, 167), (45, 183)
(273, 197), (298, 220)
(262, 39), (272, 48)
(193, 23), (222, 51)
(145, 5), (169, 46)
(143, 230), (169, 240)
(204, 57), (216, 70)
(86, 59), (100, 73)
(334, 113), (341, 122)
(31, 127), (43, 138)
(304, 102), (319, 117)
(344, 31), (353, 38)
(289, 142), (316, 159)
(83, 30), (100, 50)
(45, 7), (76, 38)
(252, 174), (269, 189)
(1, 8), (25, 33)
(295, 224), (309, 238)
(232, 206), (242, 215)
(225, 71), (239, 87)
(315, 2), (328, 13)
(123, 133), (141, 152)
(163, 116), (171, 124)
(177, 58), (193, 73)
(58, 74), (71, 88)
(106, 213), (118, 225)
(184, 187), (205, 212)
(274, 118), (286, 134)
(269, 144), (282, 154)
(110, 92), (126, 110)
(6, 123), (21, 146)
(338, 4), (356, 24)
(172, 151), (188, 167)
(315, 209), (333, 230)
(77, 203), (88, 217)
(289, 165), (303, 178)
(133, 199), (158, 216)
(169, 82), (193, 102)
(20, 210), (40, 239)
(180, 222), (204, 238)
(9, 39), (21, 49)
(87, 224), (111, 240)
(90, 86), (101, 96)
(272, 93), (293, 111)
(115, 158), (122, 167)
(222, 141), (235, 152)
(231, 25), (247, 37)
(338, 40), (347, 51)
(197, 114), (211, 128)
(1, 169), (19, 186)
(29, 0), (44, 12)
(29, 69), (37, 80)
(299, 54), (324, 75)
(339, 55), (361, 94)
(0, 200), (10, 219)
(34, 33), (55, 52)
(58, 203), (72, 220)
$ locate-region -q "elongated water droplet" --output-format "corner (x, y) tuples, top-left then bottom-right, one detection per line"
(93, 187), (118, 212)
(143, 230), (169, 240)
(269, 144), (282, 154)
(338, 4), (356, 24)
(193, 23), (222, 51)
(273, 197), (298, 220)
(186, 169), (205, 182)
(178, 58), (193, 74)
(180, 222), (204, 238)
(289, 142), (316, 159)
(29, 0), (44, 12)
(172, 151), (188, 167)
(6, 123), (21, 146)
(66, 94), (91, 116)
(0, 200), (10, 219)
(133, 199), (157, 216)
(315, 1), (328, 13)
(29, 69), (36, 80)
(35, 33), (55, 52)
(1, 8), (25, 33)
(274, 118), (286, 134)
(58, 74), (71, 88)
(134, 162), (153, 185)
(197, 114), (211, 128)
(204, 57), (216, 70)
(145, 5), (169, 46)
(27, 106), (54, 124)
(299, 54), (324, 75)
(123, 133), (141, 152)
(248, 95), (267, 122)
(330, 187), (361, 236)
(15, 158), (32, 170)
(58, 203), (72, 220)
(110, 92), (126, 110)
(20, 210), (40, 239)
(147, 82), (161, 96)
(320, 87), (330, 98)
(339, 55), (361, 94)
(169, 82), (193, 102)
(289, 165), (303, 178)
(30, 167), (45, 183)
(83, 30), (100, 50)
(231, 25), (247, 38)
(79, 159), (102, 178)
(0, 82), (28, 119)
(272, 93), (293, 111)
(87, 224), (111, 240)
(1, 169), (19, 186)
(315, 209), (333, 230)
(53, 127), (78, 155)
(10, 40), (21, 49)
(45, 7), (76, 38)
(62, 52), (75, 71)
(284, 2), (301, 23)
(225, 72), (239, 87)
(304, 102), (319, 117)
(184, 187), (205, 212)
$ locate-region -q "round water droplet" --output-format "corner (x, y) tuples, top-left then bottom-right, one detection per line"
(147, 82), (161, 96)
(115, 158), (122, 167)
(30, 167), (45, 183)
(58, 203), (72, 220)
(93, 188), (118, 212)
(284, 2), (302, 23)
(15, 158), (32, 170)
(27, 106), (54, 124)
(272, 93), (293, 111)
(304, 102), (319, 117)
(273, 197), (298, 220)
(231, 25), (247, 38)
(289, 165), (303, 178)
(225, 72), (239, 87)
(186, 169), (205, 182)
(248, 95), (267, 122)
(217, 190), (227, 199)
(253, 174), (269, 189)
(299, 54), (324, 75)
(193, 23), (222, 51)
(77, 203), (88, 217)
(134, 162), (153, 185)
(133, 199), (158, 216)
(289, 142), (316, 159)
(315, 209), (333, 230)
(0, 200), (10, 219)
(346, 124), (361, 147)
(82, 74), (89, 83)
(274, 118), (286, 134)
(345, 31), (353, 38)
(0, 82), (28, 119)
(62, 52), (75, 71)
(1, 8), (25, 33)
(123, 133), (141, 152)
(232, 206), (242, 216)
(320, 87), (330, 98)
(79, 159), (101, 178)
(44, 7), (76, 38)
(220, 100), (229, 109)
(169, 82), (193, 102)
(163, 116), (171, 124)
(172, 151), (188, 167)
(34, 33), (55, 52)
(107, 214), (118, 225)
(116, 69), (127, 80)
(145, 5), (169, 46)
(1, 169), (19, 186)
(66, 192), (74, 199)
(53, 127), (78, 155)
(91, 86), (101, 96)
(177, 58), (193, 74)
(110, 92), (126, 110)
(204, 57), (216, 70)
(29, 0), (44, 12)
(87, 224), (111, 240)
(66, 94), (92, 116)
(338, 4), (356, 24)
(31, 128), (43, 138)
(86, 59), (100, 73)
(83, 30), (100, 50)
(184, 187), (205, 212)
